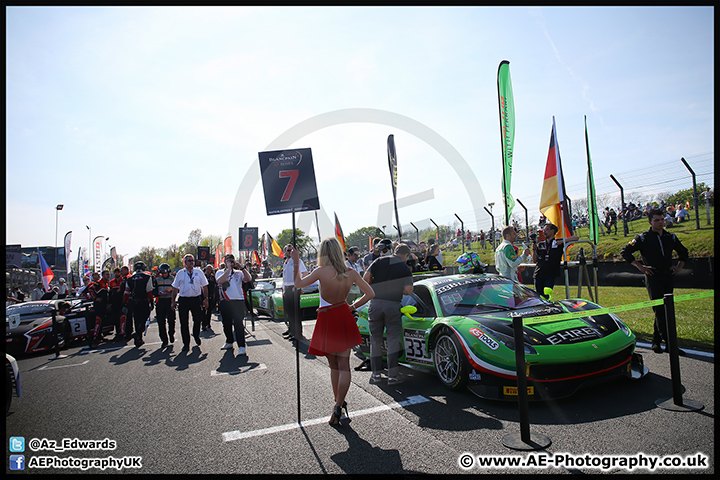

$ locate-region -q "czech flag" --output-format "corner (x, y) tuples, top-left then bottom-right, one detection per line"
(334, 212), (346, 252)
(38, 248), (54, 291)
(539, 117), (573, 240)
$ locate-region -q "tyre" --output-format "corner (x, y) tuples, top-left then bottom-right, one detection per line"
(433, 330), (470, 391)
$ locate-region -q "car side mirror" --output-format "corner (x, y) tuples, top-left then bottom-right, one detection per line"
(401, 305), (419, 321)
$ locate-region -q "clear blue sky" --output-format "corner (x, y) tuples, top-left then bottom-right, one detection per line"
(6, 6), (714, 262)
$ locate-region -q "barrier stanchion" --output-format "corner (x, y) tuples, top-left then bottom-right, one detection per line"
(502, 315), (551, 451)
(49, 308), (68, 360)
(655, 293), (703, 412)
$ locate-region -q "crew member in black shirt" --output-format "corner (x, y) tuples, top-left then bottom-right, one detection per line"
(621, 208), (689, 353)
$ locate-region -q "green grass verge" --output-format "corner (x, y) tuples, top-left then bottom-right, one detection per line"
(543, 285), (714, 352)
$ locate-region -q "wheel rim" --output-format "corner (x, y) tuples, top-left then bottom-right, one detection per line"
(434, 335), (460, 385)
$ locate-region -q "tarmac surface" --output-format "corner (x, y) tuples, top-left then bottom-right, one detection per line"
(5, 311), (714, 475)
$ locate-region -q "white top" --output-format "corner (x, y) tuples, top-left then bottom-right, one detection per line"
(282, 258), (307, 286)
(172, 267), (208, 297)
(215, 268), (245, 301)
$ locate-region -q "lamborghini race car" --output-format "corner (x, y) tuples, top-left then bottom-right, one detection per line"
(5, 299), (113, 356)
(355, 274), (647, 401)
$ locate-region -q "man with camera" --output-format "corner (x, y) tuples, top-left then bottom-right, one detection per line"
(216, 254), (252, 355)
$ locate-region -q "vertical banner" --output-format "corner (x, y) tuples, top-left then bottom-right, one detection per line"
(387, 134), (402, 238)
(215, 246), (221, 268)
(584, 116), (600, 244)
(64, 231), (72, 275)
(497, 60), (516, 225)
(258, 148), (320, 215)
(223, 236), (233, 256)
(93, 236), (103, 272)
(334, 212), (346, 251)
(260, 233), (267, 262)
(239, 227), (259, 252)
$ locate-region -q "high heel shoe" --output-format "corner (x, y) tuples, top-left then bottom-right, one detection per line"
(341, 401), (350, 422)
(329, 405), (343, 426)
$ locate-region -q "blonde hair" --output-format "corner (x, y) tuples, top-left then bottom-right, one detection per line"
(318, 237), (348, 279)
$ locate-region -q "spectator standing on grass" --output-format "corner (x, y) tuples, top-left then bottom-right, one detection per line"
(621, 208), (689, 354)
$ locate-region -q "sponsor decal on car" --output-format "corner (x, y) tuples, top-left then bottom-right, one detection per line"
(503, 385), (535, 396)
(546, 327), (600, 345)
(469, 327), (499, 350)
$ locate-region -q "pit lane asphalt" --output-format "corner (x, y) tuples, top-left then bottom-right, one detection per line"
(5, 313), (714, 475)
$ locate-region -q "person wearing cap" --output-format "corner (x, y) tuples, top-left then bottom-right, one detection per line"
(363, 241), (413, 386)
(155, 264), (176, 348)
(57, 278), (69, 299)
(362, 238), (382, 271)
(345, 246), (364, 304)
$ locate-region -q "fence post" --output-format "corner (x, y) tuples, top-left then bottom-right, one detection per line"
(655, 294), (703, 412)
(502, 315), (551, 450)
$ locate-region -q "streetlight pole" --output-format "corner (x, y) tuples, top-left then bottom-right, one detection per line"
(55, 205), (64, 268)
(86, 225), (91, 272)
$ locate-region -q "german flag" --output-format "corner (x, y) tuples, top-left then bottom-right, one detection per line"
(539, 117), (573, 239)
(334, 212), (346, 252)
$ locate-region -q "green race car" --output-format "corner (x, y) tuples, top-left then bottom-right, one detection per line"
(355, 273), (647, 401)
(249, 278), (320, 321)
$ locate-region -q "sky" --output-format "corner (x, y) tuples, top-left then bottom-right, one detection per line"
(6, 6), (714, 264)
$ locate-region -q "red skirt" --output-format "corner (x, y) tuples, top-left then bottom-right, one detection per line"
(308, 302), (362, 356)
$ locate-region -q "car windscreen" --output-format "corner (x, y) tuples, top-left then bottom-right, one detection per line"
(6, 304), (54, 316)
(435, 276), (545, 316)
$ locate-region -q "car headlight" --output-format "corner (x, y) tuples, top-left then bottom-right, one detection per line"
(610, 313), (631, 336)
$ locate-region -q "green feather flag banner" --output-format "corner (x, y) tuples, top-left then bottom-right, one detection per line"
(585, 116), (600, 244)
(497, 60), (516, 225)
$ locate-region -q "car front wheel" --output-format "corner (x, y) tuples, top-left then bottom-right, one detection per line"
(433, 330), (469, 391)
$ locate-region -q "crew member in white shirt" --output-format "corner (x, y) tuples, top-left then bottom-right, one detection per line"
(171, 254), (209, 351)
(216, 254), (252, 355)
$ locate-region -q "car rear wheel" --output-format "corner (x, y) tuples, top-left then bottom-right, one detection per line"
(433, 330), (469, 391)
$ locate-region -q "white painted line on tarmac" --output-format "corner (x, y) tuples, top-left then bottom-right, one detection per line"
(635, 342), (714, 358)
(77, 341), (163, 355)
(38, 360), (90, 370)
(222, 395), (430, 442)
(211, 363), (267, 376)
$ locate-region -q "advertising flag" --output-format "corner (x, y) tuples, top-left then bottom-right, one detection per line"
(224, 236), (232, 255)
(497, 60), (516, 224)
(539, 117), (573, 239)
(584, 116), (600, 244)
(38, 248), (54, 291)
(387, 134), (402, 238)
(93, 236), (103, 272)
(267, 232), (284, 259)
(64, 231), (72, 275)
(260, 233), (267, 261)
(334, 212), (346, 252)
